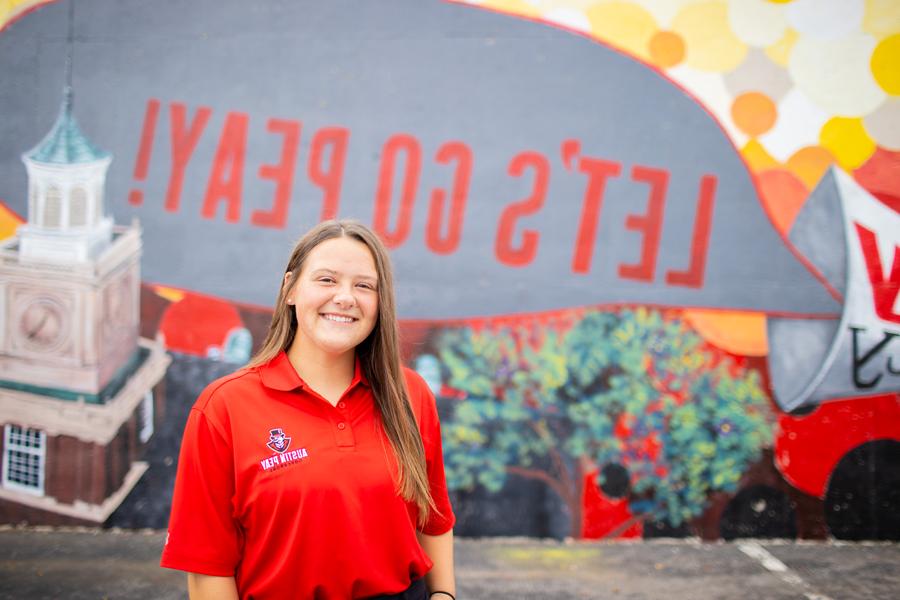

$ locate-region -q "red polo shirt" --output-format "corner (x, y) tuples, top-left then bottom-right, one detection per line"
(160, 351), (455, 599)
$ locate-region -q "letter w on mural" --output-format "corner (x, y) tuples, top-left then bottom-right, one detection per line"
(767, 168), (900, 411)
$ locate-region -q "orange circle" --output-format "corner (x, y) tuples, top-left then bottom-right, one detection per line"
(786, 146), (835, 189)
(732, 92), (777, 137)
(683, 309), (768, 356)
(756, 169), (809, 234)
(648, 30), (685, 68)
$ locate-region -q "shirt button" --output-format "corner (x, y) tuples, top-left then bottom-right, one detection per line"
(338, 402), (347, 410)
(337, 422), (346, 430)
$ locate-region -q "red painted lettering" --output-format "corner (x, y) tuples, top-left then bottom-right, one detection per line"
(202, 112), (249, 223)
(665, 175), (716, 288)
(251, 118), (301, 229)
(619, 166), (669, 282)
(855, 223), (900, 324)
(426, 141), (473, 255)
(129, 98), (160, 206)
(308, 127), (350, 221)
(166, 102), (212, 212)
(571, 157), (622, 274)
(373, 134), (421, 248)
(494, 151), (550, 267)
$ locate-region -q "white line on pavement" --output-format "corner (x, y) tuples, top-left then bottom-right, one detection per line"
(738, 541), (834, 600)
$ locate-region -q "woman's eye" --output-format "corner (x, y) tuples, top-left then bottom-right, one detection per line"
(357, 283), (376, 290)
(318, 277), (335, 284)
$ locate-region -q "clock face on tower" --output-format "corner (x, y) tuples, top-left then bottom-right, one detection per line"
(18, 297), (67, 351)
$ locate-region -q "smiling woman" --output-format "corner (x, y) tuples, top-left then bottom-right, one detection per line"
(160, 220), (456, 600)
(285, 236), (380, 375)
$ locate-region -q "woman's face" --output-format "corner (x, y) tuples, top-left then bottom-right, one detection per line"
(285, 236), (379, 360)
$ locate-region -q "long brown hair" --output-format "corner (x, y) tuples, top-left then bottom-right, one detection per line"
(247, 220), (435, 523)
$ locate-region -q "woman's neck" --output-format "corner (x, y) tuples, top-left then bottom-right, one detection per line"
(286, 341), (356, 405)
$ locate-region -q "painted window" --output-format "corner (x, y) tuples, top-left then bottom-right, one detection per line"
(2, 425), (46, 496)
(44, 186), (61, 228)
(70, 186), (87, 226)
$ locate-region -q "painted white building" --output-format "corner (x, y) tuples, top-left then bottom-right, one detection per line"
(0, 89), (170, 524)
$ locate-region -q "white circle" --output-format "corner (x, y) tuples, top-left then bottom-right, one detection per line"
(758, 87), (828, 162)
(728, 0), (787, 47)
(786, 0), (864, 41)
(789, 34), (885, 117)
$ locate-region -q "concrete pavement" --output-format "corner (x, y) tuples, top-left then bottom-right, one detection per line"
(0, 527), (897, 599)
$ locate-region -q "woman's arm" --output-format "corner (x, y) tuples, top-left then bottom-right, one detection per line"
(187, 573), (240, 600)
(417, 529), (455, 598)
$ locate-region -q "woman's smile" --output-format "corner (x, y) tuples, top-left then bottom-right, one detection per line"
(320, 312), (357, 324)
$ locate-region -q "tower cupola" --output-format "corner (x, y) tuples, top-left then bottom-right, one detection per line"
(18, 86), (113, 263)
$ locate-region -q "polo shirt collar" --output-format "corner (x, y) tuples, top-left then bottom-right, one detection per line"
(259, 350), (370, 392)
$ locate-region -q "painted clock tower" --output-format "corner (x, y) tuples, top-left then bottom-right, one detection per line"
(0, 89), (170, 524)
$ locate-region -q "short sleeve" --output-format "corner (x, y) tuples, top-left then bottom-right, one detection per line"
(407, 371), (456, 535)
(160, 406), (241, 575)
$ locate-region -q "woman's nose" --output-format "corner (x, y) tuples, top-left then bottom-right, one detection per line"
(333, 286), (356, 308)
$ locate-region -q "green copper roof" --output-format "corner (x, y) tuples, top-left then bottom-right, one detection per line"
(24, 88), (111, 165)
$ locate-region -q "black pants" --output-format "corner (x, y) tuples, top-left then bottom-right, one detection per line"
(369, 578), (427, 600)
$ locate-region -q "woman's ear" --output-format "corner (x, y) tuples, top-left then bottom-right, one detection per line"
(283, 272), (294, 304)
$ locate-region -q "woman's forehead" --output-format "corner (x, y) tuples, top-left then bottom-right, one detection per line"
(303, 237), (377, 276)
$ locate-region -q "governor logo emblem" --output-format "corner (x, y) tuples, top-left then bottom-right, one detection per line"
(266, 428), (292, 453)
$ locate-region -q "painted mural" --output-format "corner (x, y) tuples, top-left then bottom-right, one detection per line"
(0, 0), (898, 541)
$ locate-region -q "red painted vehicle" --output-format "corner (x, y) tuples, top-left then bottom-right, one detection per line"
(774, 393), (900, 540)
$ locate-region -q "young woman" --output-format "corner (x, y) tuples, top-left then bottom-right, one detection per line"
(161, 220), (456, 600)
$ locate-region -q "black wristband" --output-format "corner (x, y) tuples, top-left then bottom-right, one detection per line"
(430, 592), (455, 600)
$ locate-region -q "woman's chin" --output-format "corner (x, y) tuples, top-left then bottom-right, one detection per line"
(312, 337), (360, 358)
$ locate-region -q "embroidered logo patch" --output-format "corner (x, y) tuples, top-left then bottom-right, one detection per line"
(260, 427), (308, 472)
(266, 428), (292, 453)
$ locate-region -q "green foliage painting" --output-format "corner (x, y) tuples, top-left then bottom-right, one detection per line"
(437, 307), (774, 538)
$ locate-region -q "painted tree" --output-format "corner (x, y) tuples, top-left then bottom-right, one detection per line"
(437, 307), (774, 538)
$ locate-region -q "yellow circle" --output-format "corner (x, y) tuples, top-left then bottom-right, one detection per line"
(483, 0), (542, 18)
(819, 117), (877, 171)
(586, 2), (658, 61)
(862, 0), (900, 39)
(741, 140), (779, 173)
(671, 2), (747, 72)
(871, 34), (900, 95)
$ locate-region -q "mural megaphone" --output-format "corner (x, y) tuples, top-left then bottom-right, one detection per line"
(1, 0), (898, 541)
(767, 168), (900, 411)
(0, 0), (839, 321)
